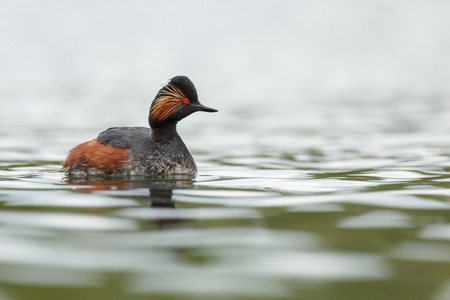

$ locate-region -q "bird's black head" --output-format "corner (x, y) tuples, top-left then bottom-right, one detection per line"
(149, 76), (217, 129)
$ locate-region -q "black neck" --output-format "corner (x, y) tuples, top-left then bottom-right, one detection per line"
(150, 122), (178, 141)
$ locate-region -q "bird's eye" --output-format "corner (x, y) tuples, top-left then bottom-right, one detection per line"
(183, 98), (190, 104)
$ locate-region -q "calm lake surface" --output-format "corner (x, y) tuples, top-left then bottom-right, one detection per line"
(1, 1), (450, 299)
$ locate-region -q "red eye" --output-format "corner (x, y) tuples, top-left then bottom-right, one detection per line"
(183, 98), (190, 104)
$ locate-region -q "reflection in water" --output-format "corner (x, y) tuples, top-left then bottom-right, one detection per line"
(1, 166), (448, 299)
(65, 175), (195, 227)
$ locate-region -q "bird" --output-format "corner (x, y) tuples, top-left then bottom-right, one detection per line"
(63, 76), (217, 176)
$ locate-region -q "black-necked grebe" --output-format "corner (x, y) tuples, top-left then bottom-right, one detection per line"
(63, 76), (217, 176)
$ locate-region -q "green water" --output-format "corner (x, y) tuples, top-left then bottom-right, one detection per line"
(1, 91), (450, 299)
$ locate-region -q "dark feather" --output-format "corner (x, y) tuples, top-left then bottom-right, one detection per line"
(97, 127), (151, 149)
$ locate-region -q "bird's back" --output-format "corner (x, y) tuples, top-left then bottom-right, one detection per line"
(97, 126), (151, 150)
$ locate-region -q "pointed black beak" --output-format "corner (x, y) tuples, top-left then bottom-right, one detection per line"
(193, 103), (218, 113)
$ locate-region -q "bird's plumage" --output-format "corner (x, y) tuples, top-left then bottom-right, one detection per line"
(63, 76), (217, 176)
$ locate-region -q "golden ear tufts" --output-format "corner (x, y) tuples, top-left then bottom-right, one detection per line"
(151, 83), (187, 122)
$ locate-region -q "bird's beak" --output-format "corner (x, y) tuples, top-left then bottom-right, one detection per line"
(194, 103), (218, 113)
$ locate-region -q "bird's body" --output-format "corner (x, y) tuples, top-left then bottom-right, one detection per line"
(63, 76), (217, 176)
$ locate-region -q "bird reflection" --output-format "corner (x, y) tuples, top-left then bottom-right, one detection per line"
(65, 175), (195, 229)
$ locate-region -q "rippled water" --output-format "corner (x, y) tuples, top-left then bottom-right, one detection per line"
(1, 87), (450, 299)
(2, 1), (450, 299)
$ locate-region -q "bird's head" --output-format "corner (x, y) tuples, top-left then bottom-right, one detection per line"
(149, 76), (217, 129)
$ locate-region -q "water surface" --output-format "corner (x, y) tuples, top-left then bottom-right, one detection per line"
(1, 87), (450, 300)
(1, 1), (450, 299)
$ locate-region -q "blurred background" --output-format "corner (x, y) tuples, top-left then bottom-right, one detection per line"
(2, 0), (450, 90)
(1, 0), (450, 132)
(1, 0), (450, 159)
(1, 1), (450, 300)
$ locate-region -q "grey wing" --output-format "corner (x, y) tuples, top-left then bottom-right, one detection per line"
(97, 127), (151, 149)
